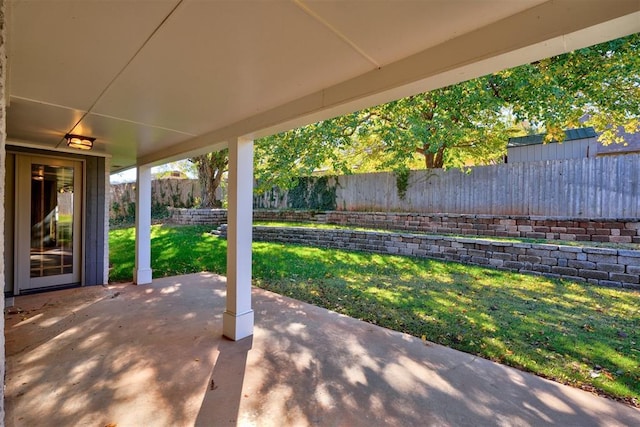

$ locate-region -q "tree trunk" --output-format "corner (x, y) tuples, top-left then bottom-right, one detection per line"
(191, 150), (228, 208)
(423, 145), (445, 169)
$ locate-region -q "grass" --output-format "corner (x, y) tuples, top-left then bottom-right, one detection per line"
(110, 224), (640, 405)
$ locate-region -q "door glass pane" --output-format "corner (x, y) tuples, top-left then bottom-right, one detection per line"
(30, 164), (74, 278)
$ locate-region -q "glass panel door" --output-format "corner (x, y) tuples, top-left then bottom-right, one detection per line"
(16, 155), (82, 293)
(29, 164), (75, 278)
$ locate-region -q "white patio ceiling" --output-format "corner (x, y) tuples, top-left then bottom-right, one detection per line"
(6, 0), (640, 173)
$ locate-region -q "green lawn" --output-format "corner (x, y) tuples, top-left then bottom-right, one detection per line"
(110, 224), (640, 406)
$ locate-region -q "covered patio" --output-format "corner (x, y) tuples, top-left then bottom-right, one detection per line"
(2, 1), (640, 423)
(5, 273), (640, 426)
(6, 0), (639, 337)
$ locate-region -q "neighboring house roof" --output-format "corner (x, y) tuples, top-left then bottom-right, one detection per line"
(507, 127), (597, 147)
(507, 126), (640, 156)
(153, 171), (189, 180)
(597, 127), (640, 155)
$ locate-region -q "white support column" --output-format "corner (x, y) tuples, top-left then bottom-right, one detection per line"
(223, 137), (254, 340)
(133, 164), (153, 284)
(103, 156), (111, 285)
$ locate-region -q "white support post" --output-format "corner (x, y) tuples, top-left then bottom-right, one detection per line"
(223, 137), (254, 340)
(133, 164), (153, 284)
(103, 156), (111, 285)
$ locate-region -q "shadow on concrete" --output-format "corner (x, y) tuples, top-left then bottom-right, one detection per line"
(5, 272), (640, 426)
(5, 274), (227, 426)
(195, 336), (253, 426)
(233, 290), (640, 426)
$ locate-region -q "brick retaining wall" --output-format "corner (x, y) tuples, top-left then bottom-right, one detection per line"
(170, 208), (640, 244)
(218, 225), (640, 290)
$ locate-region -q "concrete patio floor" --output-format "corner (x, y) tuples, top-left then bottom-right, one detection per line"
(4, 273), (640, 427)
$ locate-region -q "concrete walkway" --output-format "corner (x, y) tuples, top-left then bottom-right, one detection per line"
(4, 273), (639, 426)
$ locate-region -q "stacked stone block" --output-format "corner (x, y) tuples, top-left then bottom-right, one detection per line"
(320, 212), (640, 244)
(219, 225), (640, 290)
(168, 208), (227, 225)
(170, 209), (640, 244)
(253, 210), (315, 222)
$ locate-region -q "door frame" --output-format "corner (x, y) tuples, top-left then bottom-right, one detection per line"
(13, 153), (85, 294)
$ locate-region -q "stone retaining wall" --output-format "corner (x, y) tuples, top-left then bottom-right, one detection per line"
(218, 225), (640, 290)
(169, 208), (227, 225)
(170, 208), (640, 244)
(318, 212), (640, 244)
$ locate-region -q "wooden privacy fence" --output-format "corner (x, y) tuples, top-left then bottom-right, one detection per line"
(256, 154), (640, 218)
(110, 179), (199, 219)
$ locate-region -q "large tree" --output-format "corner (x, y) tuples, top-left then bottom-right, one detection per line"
(360, 77), (511, 170)
(255, 33), (639, 191)
(190, 150), (228, 208)
(501, 34), (639, 143)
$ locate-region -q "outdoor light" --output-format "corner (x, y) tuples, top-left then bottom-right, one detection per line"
(32, 165), (44, 181)
(65, 133), (95, 150)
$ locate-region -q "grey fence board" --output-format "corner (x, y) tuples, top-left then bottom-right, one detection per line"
(291, 155), (640, 218)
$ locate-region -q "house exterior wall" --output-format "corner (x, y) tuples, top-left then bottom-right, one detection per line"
(3, 146), (108, 293)
(1, 0), (7, 421)
(507, 138), (598, 163)
(104, 157), (110, 285)
(84, 155), (107, 286)
(3, 153), (12, 294)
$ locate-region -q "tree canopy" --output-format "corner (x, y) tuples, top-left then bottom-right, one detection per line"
(254, 33), (639, 192)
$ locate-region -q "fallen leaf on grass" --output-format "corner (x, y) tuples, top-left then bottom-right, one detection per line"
(601, 370), (614, 380)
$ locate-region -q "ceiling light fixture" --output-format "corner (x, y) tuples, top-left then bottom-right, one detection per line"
(65, 133), (95, 150)
(32, 165), (45, 181)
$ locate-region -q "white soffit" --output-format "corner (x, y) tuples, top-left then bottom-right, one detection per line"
(92, 1), (373, 139)
(7, 98), (82, 149)
(8, 0), (180, 110)
(301, 0), (545, 66)
(7, 0), (181, 163)
(6, 0), (640, 172)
